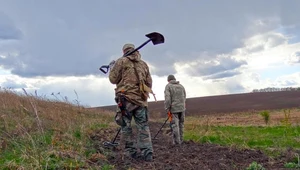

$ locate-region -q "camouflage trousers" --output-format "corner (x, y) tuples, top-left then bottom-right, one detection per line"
(170, 112), (185, 144)
(121, 106), (153, 158)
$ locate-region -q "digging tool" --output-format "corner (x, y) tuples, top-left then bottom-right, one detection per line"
(103, 128), (121, 148)
(152, 112), (172, 140)
(99, 32), (165, 74)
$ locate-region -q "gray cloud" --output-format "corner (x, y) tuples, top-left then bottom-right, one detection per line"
(278, 80), (298, 86)
(293, 52), (300, 63)
(1, 79), (27, 89)
(279, 1), (300, 27)
(203, 70), (242, 80)
(266, 33), (287, 47)
(287, 51), (300, 64)
(226, 83), (246, 94)
(243, 32), (288, 54)
(0, 0), (299, 77)
(184, 55), (247, 79)
(211, 78), (247, 94)
(249, 73), (260, 82)
(0, 12), (22, 40)
(246, 45), (265, 54)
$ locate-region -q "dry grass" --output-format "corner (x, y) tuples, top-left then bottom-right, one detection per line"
(185, 108), (300, 126)
(0, 88), (116, 169)
(0, 88), (115, 135)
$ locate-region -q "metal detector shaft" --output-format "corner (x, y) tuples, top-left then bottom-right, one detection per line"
(103, 127), (121, 148)
(153, 117), (169, 140)
(112, 128), (121, 143)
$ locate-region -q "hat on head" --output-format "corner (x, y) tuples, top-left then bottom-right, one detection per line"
(122, 43), (135, 51)
(167, 75), (176, 81)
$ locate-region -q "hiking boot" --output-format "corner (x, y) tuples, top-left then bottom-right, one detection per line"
(124, 151), (138, 160)
(130, 152), (138, 159)
(144, 153), (153, 162)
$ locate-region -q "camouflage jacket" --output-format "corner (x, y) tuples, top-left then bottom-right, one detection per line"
(164, 80), (186, 113)
(109, 52), (152, 107)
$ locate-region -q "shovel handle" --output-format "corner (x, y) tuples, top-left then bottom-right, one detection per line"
(99, 65), (109, 74)
(123, 39), (152, 57)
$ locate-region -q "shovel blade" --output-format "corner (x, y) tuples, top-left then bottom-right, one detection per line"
(145, 32), (165, 45)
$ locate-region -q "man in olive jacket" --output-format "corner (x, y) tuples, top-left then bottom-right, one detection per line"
(108, 43), (154, 161)
(164, 75), (186, 145)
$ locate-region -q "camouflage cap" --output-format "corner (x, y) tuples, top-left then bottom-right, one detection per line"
(167, 75), (176, 81)
(122, 43), (135, 51)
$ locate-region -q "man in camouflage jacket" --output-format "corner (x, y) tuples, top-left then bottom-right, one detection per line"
(108, 43), (153, 161)
(164, 75), (186, 145)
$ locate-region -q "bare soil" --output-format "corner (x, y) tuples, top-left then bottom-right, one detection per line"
(90, 121), (294, 170)
(90, 91), (300, 169)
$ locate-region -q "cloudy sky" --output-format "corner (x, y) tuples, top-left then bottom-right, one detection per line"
(1, 0), (300, 107)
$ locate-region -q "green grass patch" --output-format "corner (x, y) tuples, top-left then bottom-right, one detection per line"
(90, 123), (109, 130)
(246, 161), (266, 170)
(0, 126), (111, 169)
(184, 125), (300, 155)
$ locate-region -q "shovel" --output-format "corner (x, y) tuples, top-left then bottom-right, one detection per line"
(99, 32), (165, 74)
(123, 32), (165, 57)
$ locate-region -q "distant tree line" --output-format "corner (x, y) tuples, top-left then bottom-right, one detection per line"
(252, 87), (300, 92)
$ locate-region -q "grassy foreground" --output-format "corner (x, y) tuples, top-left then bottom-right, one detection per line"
(0, 89), (115, 169)
(1, 88), (300, 169)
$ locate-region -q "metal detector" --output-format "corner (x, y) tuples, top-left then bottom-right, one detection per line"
(99, 32), (165, 74)
(152, 116), (170, 140)
(103, 128), (121, 148)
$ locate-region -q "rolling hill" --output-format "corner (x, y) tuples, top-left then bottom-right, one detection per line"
(96, 91), (300, 117)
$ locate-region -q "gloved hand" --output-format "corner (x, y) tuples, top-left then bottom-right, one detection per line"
(167, 111), (172, 122)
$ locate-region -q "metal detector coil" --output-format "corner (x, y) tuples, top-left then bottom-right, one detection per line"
(103, 128), (121, 148)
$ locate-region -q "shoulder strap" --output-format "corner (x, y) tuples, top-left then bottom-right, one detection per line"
(126, 57), (157, 101)
(124, 57), (141, 82)
(131, 61), (141, 83)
